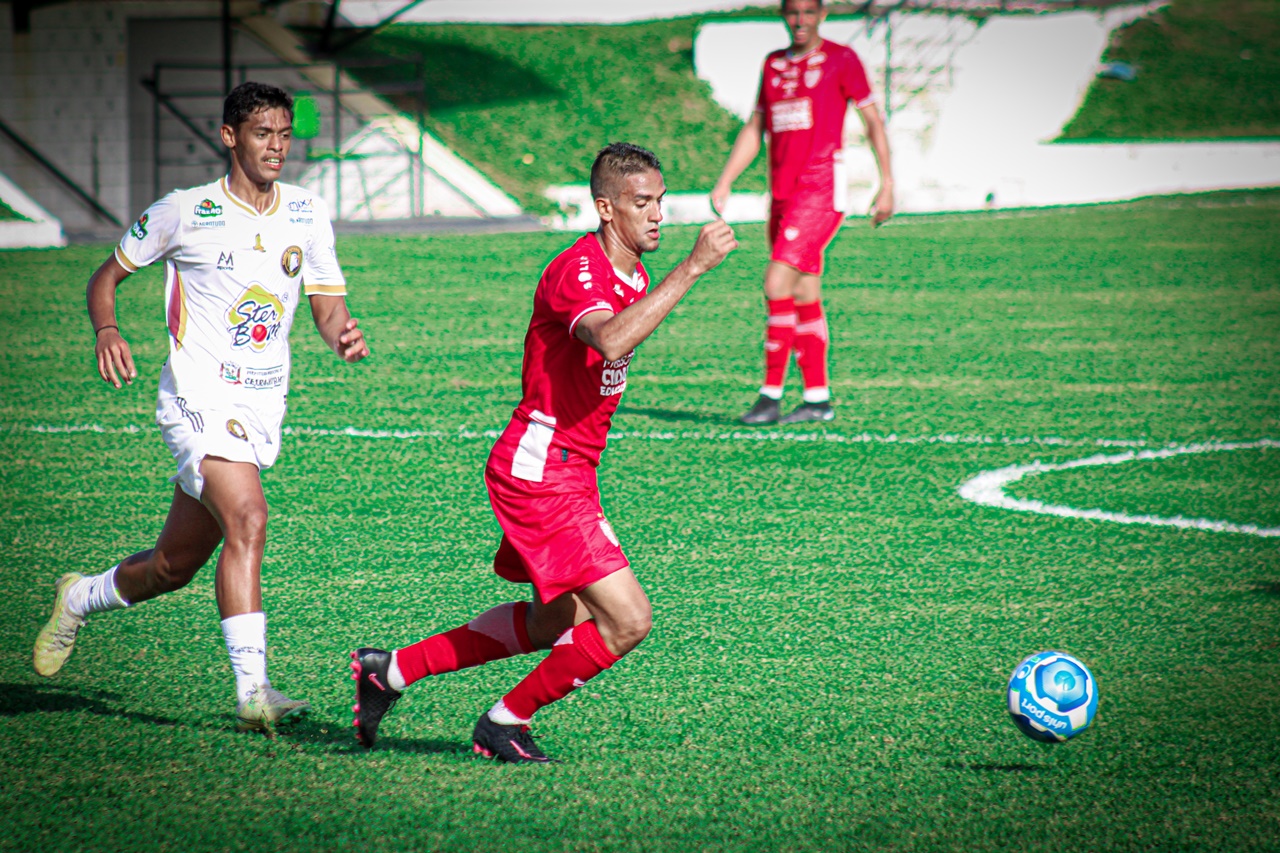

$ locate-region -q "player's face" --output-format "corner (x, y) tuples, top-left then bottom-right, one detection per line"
(224, 107), (293, 187)
(611, 169), (666, 255)
(783, 0), (825, 52)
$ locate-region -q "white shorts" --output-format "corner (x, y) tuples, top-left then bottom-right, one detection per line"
(157, 389), (282, 500)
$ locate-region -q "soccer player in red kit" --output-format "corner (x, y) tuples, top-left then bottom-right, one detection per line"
(712, 0), (894, 425)
(350, 143), (737, 763)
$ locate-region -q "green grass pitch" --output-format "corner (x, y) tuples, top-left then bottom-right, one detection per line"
(1, 190), (1278, 852)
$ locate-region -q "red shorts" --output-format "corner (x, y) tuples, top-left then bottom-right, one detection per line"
(768, 165), (845, 276)
(484, 449), (629, 604)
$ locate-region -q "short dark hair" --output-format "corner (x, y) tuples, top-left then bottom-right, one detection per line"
(590, 142), (662, 201)
(222, 81), (293, 129)
(781, 0), (823, 9)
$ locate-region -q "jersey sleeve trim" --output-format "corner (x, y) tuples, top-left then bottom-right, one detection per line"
(568, 303), (614, 337)
(114, 246), (140, 273)
(303, 282), (348, 296)
(854, 94), (879, 108)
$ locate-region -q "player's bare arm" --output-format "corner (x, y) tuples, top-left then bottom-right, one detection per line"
(858, 101), (895, 226)
(86, 254), (137, 388)
(711, 111), (765, 216)
(309, 294), (370, 363)
(575, 220), (737, 361)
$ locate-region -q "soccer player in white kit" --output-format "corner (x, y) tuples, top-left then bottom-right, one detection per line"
(32, 82), (370, 733)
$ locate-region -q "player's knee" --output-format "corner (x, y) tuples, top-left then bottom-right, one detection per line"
(609, 608), (652, 656)
(221, 501), (268, 549)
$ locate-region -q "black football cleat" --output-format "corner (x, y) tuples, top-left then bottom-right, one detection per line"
(739, 395), (781, 425)
(778, 401), (835, 424)
(350, 647), (402, 748)
(472, 713), (554, 764)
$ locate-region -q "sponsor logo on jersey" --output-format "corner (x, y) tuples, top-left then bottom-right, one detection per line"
(227, 283), (285, 352)
(808, 51), (826, 66)
(226, 419), (249, 441)
(217, 251), (234, 271)
(253, 233), (265, 252)
(770, 98), (813, 133)
(770, 58), (788, 72)
(195, 199), (223, 218)
(242, 364), (285, 390)
(220, 361), (241, 383)
(280, 245), (302, 278)
(289, 217), (314, 225)
(288, 198), (313, 213)
(599, 351), (634, 397)
(130, 213), (149, 240)
(578, 255), (593, 290)
(805, 69), (822, 88)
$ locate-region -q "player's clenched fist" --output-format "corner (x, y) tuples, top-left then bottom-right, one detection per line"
(688, 219), (738, 274)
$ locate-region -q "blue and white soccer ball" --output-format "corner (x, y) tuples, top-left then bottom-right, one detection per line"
(1007, 650), (1098, 743)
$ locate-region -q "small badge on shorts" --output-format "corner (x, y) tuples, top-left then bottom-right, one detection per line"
(281, 245), (302, 278)
(783, 226), (800, 242)
(598, 517), (620, 547)
(226, 419), (249, 442)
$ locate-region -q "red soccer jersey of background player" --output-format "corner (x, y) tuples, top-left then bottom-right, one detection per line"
(489, 233), (650, 481)
(756, 38), (875, 201)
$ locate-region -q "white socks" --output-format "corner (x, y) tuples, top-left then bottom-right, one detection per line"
(221, 612), (269, 703)
(487, 698), (531, 726)
(387, 651), (407, 692)
(802, 386), (830, 404)
(66, 565), (129, 617)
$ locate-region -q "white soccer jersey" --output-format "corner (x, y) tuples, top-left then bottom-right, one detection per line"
(116, 177), (346, 425)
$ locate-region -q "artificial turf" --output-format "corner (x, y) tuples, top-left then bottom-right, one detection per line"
(0, 188), (1277, 851)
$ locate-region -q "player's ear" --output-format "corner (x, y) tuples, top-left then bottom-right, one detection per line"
(220, 124), (237, 150)
(595, 195), (614, 223)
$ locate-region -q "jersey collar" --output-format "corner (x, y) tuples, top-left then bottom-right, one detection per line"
(220, 176), (281, 217)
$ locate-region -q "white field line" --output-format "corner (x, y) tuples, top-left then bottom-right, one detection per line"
(14, 422), (1153, 449)
(957, 440), (1280, 538)
(11, 423), (1276, 537)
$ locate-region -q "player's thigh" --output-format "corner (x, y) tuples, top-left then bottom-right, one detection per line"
(577, 568), (652, 649)
(199, 457), (269, 543)
(794, 273), (822, 303)
(152, 484), (223, 573)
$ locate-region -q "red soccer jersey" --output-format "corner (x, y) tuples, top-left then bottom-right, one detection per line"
(490, 233), (650, 479)
(755, 39), (875, 200)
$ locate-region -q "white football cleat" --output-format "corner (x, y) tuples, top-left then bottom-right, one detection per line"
(235, 684), (311, 733)
(33, 572), (87, 677)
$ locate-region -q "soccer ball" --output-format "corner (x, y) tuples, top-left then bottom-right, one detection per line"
(1007, 650), (1098, 743)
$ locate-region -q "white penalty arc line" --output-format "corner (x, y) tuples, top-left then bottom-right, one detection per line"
(957, 439), (1280, 538)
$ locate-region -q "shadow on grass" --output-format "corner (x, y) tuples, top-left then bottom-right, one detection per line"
(0, 682), (177, 727)
(1249, 581), (1280, 596)
(283, 717), (468, 757)
(617, 405), (739, 425)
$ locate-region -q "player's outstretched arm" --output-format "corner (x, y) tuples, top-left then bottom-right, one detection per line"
(711, 111), (765, 216)
(309, 294), (370, 363)
(857, 102), (895, 227)
(86, 254), (137, 389)
(576, 220), (738, 361)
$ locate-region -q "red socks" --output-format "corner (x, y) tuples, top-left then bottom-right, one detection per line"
(762, 297), (797, 395)
(395, 601), (534, 686)
(501, 621), (619, 722)
(794, 299), (829, 401)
